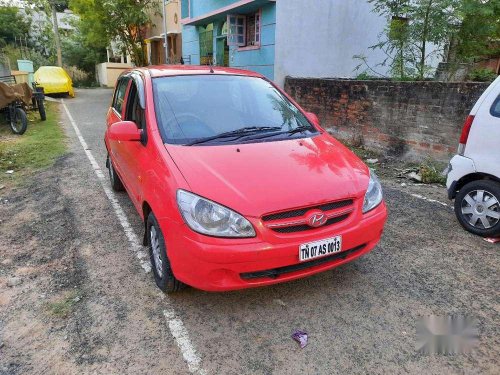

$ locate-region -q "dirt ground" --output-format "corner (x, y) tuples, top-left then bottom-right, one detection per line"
(0, 152), (190, 374)
(0, 90), (498, 375)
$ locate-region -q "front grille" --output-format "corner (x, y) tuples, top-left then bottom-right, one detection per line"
(271, 214), (350, 233)
(240, 244), (367, 280)
(262, 199), (353, 222)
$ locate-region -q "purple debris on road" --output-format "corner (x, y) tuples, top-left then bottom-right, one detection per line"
(292, 330), (308, 348)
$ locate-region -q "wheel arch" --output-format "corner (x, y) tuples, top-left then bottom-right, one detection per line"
(455, 173), (500, 195)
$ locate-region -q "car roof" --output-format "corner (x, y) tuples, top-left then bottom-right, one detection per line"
(138, 65), (265, 78)
(39, 66), (65, 71)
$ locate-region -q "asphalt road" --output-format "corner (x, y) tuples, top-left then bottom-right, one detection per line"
(2, 88), (497, 375)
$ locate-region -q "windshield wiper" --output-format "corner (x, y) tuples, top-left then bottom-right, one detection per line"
(247, 125), (315, 141)
(286, 125), (314, 135)
(186, 126), (282, 146)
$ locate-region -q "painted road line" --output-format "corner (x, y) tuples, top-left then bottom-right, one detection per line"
(61, 100), (206, 375)
(164, 310), (207, 375)
(410, 193), (453, 210)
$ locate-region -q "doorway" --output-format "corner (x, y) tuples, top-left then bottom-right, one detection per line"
(215, 21), (229, 67)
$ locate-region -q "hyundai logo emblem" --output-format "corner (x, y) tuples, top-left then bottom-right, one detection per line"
(307, 211), (328, 227)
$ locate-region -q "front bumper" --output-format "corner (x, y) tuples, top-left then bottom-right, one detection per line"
(160, 203), (387, 291)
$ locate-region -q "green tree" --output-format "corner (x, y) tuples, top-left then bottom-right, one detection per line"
(61, 29), (106, 77)
(455, 0), (500, 63)
(368, 0), (461, 80)
(70, 0), (159, 66)
(0, 6), (31, 46)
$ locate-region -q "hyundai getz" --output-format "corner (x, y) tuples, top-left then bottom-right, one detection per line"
(104, 66), (387, 292)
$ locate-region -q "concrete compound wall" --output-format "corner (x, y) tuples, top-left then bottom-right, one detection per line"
(285, 77), (490, 161)
(96, 63), (132, 88)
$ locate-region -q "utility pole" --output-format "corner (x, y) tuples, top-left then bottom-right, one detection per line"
(51, 1), (63, 67)
(162, 0), (168, 64)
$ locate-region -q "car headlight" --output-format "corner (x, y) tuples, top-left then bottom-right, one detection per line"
(176, 190), (256, 238)
(362, 171), (383, 213)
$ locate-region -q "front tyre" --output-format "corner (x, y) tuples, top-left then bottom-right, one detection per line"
(147, 212), (184, 293)
(454, 180), (500, 238)
(107, 154), (124, 192)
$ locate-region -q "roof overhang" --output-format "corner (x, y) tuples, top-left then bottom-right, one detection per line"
(182, 0), (275, 26)
(145, 35), (163, 42)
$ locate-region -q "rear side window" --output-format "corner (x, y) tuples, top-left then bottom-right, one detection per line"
(490, 95), (500, 118)
(113, 77), (129, 115)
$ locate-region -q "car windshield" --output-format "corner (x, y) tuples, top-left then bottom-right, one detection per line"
(152, 75), (316, 145)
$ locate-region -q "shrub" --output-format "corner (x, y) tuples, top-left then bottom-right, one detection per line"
(468, 68), (497, 82)
(420, 162), (446, 185)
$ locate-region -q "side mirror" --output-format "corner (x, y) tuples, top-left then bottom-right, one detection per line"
(306, 112), (320, 126)
(108, 121), (142, 142)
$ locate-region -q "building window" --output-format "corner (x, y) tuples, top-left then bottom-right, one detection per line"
(227, 11), (261, 48)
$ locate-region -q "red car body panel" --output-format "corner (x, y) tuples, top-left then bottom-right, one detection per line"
(105, 65), (387, 292)
(166, 136), (369, 217)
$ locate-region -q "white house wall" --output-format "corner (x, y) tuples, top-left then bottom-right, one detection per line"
(274, 0), (393, 86)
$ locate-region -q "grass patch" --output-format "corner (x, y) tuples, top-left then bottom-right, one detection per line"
(420, 162), (447, 185)
(45, 290), (81, 318)
(0, 102), (66, 186)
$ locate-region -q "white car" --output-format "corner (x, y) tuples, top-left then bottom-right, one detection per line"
(446, 75), (500, 237)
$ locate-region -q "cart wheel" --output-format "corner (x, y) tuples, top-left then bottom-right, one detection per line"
(37, 99), (46, 121)
(10, 107), (28, 135)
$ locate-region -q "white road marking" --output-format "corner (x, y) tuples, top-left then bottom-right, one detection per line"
(409, 193), (453, 210)
(164, 310), (207, 375)
(61, 100), (206, 375)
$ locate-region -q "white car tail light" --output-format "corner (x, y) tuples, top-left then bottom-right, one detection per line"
(458, 115), (475, 155)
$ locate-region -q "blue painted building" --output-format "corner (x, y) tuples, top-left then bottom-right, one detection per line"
(181, 0), (276, 80)
(180, 1), (441, 87)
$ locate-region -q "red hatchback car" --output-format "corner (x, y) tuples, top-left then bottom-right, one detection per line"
(105, 66), (387, 292)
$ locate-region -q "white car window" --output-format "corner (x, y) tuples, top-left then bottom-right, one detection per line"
(490, 95), (500, 118)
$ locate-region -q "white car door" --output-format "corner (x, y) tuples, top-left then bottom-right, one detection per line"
(464, 79), (500, 179)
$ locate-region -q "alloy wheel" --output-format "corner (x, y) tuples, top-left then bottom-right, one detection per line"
(461, 189), (500, 229)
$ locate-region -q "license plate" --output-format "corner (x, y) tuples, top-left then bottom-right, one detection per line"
(299, 236), (342, 262)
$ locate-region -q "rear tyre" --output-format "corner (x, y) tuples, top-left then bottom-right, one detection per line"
(37, 99), (46, 121)
(10, 107), (28, 135)
(454, 180), (500, 238)
(147, 212), (185, 293)
(107, 154), (124, 192)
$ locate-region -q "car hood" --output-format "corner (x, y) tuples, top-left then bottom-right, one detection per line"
(166, 135), (370, 217)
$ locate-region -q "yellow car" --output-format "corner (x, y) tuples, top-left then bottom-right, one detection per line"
(34, 66), (75, 97)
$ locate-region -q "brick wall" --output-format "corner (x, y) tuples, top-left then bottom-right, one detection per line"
(285, 78), (490, 161)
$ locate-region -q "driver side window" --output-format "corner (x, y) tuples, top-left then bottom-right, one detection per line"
(125, 82), (146, 130)
(113, 77), (129, 116)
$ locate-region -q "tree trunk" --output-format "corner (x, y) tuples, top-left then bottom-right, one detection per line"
(419, 0), (433, 79)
